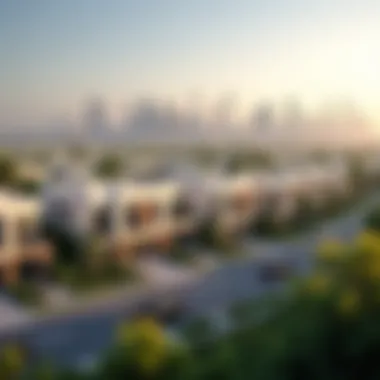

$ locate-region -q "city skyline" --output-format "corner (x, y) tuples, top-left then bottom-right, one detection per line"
(1, 0), (379, 129)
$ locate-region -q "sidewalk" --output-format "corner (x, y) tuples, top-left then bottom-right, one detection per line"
(0, 295), (33, 335)
(33, 269), (204, 323)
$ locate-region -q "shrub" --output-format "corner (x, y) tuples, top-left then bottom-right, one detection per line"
(7, 281), (43, 306)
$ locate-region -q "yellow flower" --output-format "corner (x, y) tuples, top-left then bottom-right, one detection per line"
(116, 317), (168, 375)
(356, 231), (380, 255)
(338, 289), (360, 316)
(368, 260), (380, 282)
(0, 345), (24, 376)
(317, 239), (344, 262)
(306, 274), (330, 295)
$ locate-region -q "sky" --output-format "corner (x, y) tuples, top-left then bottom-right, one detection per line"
(0, 0), (379, 128)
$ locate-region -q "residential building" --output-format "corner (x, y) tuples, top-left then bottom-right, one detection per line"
(0, 193), (52, 284)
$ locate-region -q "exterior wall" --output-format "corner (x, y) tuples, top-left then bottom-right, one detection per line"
(0, 209), (53, 285)
(40, 161), (353, 258)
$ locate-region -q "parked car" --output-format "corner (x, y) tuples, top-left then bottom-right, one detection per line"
(132, 298), (186, 325)
(258, 262), (295, 283)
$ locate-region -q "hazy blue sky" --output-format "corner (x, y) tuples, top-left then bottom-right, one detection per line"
(0, 0), (379, 127)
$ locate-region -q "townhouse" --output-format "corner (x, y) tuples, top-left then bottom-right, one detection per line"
(258, 170), (302, 223)
(199, 172), (263, 235)
(0, 192), (52, 285)
(42, 161), (201, 258)
(40, 154), (354, 257)
(255, 160), (351, 224)
(110, 180), (183, 257)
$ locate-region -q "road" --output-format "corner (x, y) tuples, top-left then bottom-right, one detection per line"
(5, 192), (380, 369)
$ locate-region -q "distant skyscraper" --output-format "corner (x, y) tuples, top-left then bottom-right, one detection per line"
(127, 99), (161, 141)
(251, 103), (275, 134)
(82, 98), (109, 139)
(282, 101), (304, 131)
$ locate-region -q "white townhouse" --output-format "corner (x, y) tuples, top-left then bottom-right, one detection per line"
(319, 160), (351, 198)
(262, 160), (351, 220)
(41, 156), (111, 237)
(362, 154), (380, 178)
(201, 171), (261, 234)
(0, 192), (52, 284)
(110, 180), (181, 254)
(258, 170), (302, 222)
(41, 158), (205, 257)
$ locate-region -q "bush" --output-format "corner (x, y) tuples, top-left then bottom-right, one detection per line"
(365, 207), (380, 232)
(12, 178), (40, 194)
(28, 231), (380, 380)
(95, 154), (124, 179)
(7, 281), (43, 306)
(0, 154), (17, 185)
(55, 259), (134, 293)
(99, 318), (188, 380)
(0, 345), (25, 379)
(42, 225), (84, 266)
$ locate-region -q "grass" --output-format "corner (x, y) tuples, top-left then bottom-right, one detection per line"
(54, 260), (137, 294)
(7, 281), (43, 307)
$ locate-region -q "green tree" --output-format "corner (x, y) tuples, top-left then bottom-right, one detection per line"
(95, 154), (124, 178)
(0, 345), (25, 379)
(365, 206), (380, 233)
(0, 154), (17, 185)
(100, 317), (187, 380)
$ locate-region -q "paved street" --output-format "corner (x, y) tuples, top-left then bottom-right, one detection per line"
(4, 192), (380, 369)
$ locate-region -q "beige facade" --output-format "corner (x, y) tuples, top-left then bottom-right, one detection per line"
(0, 193), (52, 284)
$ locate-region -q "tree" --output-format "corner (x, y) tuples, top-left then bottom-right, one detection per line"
(99, 317), (188, 380)
(0, 154), (17, 185)
(0, 345), (25, 379)
(95, 154), (124, 179)
(364, 206), (380, 233)
(24, 229), (380, 380)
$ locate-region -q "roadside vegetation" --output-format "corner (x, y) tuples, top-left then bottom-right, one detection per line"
(3, 227), (379, 379)
(252, 156), (380, 239)
(0, 154), (42, 194)
(45, 231), (137, 293)
(2, 150), (380, 377)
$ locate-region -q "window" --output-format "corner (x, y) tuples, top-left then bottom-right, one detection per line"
(50, 198), (72, 224)
(173, 196), (192, 218)
(0, 216), (4, 246)
(93, 205), (113, 234)
(141, 203), (158, 222)
(126, 205), (141, 229)
(18, 219), (39, 245)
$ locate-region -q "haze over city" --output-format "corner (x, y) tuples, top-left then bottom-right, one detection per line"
(0, 0), (379, 146)
(3, 1), (380, 379)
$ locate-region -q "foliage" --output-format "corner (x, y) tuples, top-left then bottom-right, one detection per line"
(54, 255), (134, 293)
(43, 229), (134, 292)
(12, 178), (41, 194)
(22, 227), (380, 380)
(98, 317), (189, 380)
(225, 151), (273, 173)
(196, 220), (241, 256)
(0, 344), (25, 379)
(0, 154), (17, 185)
(195, 149), (217, 168)
(364, 206), (380, 233)
(7, 280), (43, 306)
(94, 154), (124, 178)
